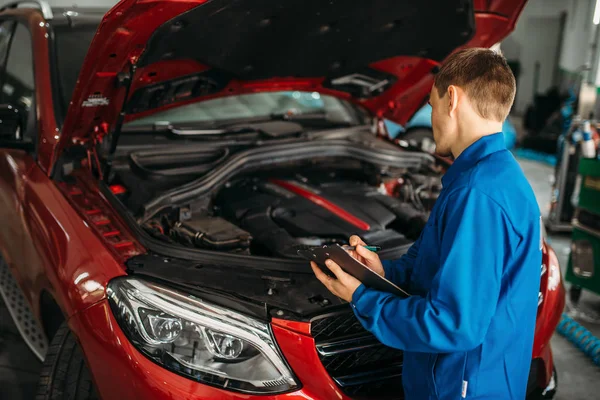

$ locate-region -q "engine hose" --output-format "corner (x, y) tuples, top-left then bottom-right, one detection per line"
(556, 312), (600, 366)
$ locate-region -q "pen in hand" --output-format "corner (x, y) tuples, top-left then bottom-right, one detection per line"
(343, 245), (381, 253)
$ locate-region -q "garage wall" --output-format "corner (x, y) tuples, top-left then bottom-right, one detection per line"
(502, 0), (574, 114)
(559, 1), (596, 71)
(554, 0), (600, 118)
(499, 0), (595, 76)
(501, 0), (600, 115)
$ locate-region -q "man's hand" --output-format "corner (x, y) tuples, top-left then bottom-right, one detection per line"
(311, 260), (361, 303)
(345, 235), (385, 277)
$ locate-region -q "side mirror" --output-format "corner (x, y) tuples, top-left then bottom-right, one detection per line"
(0, 104), (22, 141)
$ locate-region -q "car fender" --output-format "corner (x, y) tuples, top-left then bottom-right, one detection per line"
(17, 162), (127, 319)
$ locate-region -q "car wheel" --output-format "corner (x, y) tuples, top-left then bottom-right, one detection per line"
(36, 322), (99, 400)
(401, 128), (436, 153)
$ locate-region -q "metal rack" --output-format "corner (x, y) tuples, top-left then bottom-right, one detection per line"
(0, 0), (53, 20)
(546, 119), (586, 232)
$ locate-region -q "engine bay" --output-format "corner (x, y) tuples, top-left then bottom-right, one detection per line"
(108, 129), (444, 260)
(110, 141), (441, 259)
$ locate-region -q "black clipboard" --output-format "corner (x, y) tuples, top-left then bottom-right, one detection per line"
(298, 244), (410, 298)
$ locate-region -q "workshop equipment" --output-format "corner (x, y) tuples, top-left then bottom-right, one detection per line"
(556, 313), (600, 366)
(565, 157), (600, 305)
(547, 118), (586, 232)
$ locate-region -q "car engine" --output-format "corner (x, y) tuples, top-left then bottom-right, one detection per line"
(139, 166), (442, 259)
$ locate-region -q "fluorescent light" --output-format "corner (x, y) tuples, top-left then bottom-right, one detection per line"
(594, 0), (600, 25)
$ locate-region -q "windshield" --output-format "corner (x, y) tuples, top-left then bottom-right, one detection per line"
(52, 23), (98, 119)
(124, 91), (367, 128)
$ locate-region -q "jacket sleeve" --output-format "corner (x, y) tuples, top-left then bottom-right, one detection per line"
(351, 188), (509, 353)
(381, 233), (422, 287)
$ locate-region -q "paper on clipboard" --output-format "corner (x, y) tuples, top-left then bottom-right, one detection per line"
(298, 244), (410, 298)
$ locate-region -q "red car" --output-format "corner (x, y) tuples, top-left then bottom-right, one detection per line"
(0, 0), (564, 399)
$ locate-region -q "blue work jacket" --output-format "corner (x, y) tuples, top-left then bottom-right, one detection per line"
(351, 133), (542, 399)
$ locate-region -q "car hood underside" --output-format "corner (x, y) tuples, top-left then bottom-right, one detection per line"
(52, 0), (526, 171)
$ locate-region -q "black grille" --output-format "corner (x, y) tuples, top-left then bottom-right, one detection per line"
(340, 376), (404, 399)
(311, 311), (404, 399)
(311, 311), (366, 340)
(577, 209), (600, 232)
(321, 344), (402, 372)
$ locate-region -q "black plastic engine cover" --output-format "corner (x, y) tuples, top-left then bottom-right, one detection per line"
(216, 178), (411, 258)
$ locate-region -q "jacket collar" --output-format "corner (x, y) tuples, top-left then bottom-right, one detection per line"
(441, 132), (505, 188)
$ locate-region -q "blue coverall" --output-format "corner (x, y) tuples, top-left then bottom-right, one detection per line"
(351, 133), (542, 399)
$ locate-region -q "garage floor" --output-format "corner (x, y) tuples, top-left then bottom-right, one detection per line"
(0, 158), (599, 399)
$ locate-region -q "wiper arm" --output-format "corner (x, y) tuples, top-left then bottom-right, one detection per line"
(125, 121), (258, 136)
(270, 111), (330, 121)
(125, 120), (309, 140)
(122, 112), (338, 135)
(170, 126), (234, 136)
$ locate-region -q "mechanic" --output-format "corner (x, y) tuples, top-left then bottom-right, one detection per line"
(311, 48), (542, 400)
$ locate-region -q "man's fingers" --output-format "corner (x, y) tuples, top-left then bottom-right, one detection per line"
(346, 249), (359, 260)
(311, 262), (342, 296)
(355, 243), (379, 262)
(313, 260), (361, 303)
(325, 259), (347, 281)
(349, 235), (366, 247)
(311, 262), (330, 283)
(349, 236), (377, 263)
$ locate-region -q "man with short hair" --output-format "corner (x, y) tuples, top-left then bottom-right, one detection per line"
(312, 48), (542, 399)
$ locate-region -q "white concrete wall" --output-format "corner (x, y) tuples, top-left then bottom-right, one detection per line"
(500, 0), (600, 113)
(559, 0), (596, 73)
(503, 0), (572, 60)
(502, 0), (575, 114)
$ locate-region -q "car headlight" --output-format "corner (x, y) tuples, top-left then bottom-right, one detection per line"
(107, 277), (299, 394)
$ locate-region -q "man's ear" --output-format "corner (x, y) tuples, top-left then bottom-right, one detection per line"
(447, 85), (459, 115)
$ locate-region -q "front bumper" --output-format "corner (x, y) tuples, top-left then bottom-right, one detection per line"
(69, 300), (353, 400)
(71, 299), (559, 400)
(526, 358), (557, 399)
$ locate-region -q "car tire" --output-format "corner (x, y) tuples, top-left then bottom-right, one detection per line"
(402, 128), (436, 153)
(36, 322), (99, 400)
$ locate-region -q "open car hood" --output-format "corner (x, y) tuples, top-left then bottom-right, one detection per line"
(51, 0), (527, 170)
